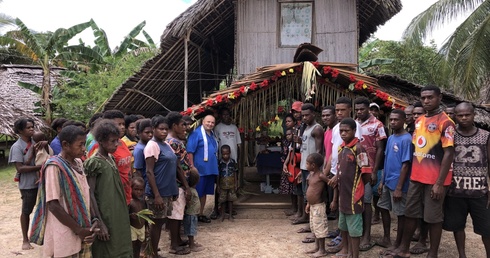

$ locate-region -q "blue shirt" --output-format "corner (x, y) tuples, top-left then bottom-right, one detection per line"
(50, 136), (62, 155)
(383, 132), (412, 192)
(144, 140), (178, 198)
(133, 142), (147, 182)
(186, 126), (219, 176)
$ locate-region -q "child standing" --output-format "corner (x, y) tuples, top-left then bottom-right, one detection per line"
(331, 118), (371, 258)
(217, 145), (238, 222)
(304, 153), (330, 258)
(184, 169), (204, 252)
(129, 177), (146, 258)
(14, 131), (52, 182)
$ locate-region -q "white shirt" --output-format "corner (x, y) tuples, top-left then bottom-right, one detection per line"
(330, 121), (363, 175)
(214, 123), (242, 161)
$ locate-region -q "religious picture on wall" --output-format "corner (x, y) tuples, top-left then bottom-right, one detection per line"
(279, 2), (313, 47)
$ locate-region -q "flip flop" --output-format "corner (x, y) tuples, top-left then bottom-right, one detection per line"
(169, 246), (191, 255)
(302, 237), (316, 243)
(291, 218), (309, 225)
(375, 240), (391, 248)
(297, 227), (311, 233)
(326, 229), (339, 238)
(327, 236), (342, 247)
(359, 241), (376, 251)
(409, 244), (429, 254)
(198, 215), (211, 223)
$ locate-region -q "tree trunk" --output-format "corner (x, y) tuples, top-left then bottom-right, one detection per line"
(42, 66), (52, 124)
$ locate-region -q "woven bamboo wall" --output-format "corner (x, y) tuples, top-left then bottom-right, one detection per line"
(236, 0), (358, 76)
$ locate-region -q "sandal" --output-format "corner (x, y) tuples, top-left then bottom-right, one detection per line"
(326, 229), (339, 238)
(198, 215), (211, 223)
(297, 227), (311, 233)
(302, 237), (315, 243)
(327, 235), (342, 247)
(169, 246), (191, 255)
(209, 210), (219, 220)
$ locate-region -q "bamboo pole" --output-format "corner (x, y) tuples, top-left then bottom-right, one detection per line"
(184, 30), (191, 110)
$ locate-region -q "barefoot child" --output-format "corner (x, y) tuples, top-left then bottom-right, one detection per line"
(331, 118), (371, 258)
(184, 169), (204, 252)
(217, 145), (238, 222)
(304, 153), (330, 258)
(129, 177), (146, 258)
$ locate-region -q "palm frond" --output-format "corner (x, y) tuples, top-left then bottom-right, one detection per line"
(450, 4), (490, 99)
(47, 20), (92, 51)
(13, 18), (45, 60)
(56, 45), (105, 64)
(90, 19), (111, 57)
(403, 0), (484, 43)
(0, 36), (39, 62)
(115, 21), (146, 57)
(18, 81), (42, 94)
(142, 30), (156, 48)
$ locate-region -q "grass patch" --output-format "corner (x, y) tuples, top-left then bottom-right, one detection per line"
(0, 165), (16, 183)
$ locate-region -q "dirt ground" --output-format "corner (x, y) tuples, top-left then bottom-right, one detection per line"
(0, 176), (487, 258)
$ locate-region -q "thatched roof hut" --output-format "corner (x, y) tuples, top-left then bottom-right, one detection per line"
(103, 0), (402, 116)
(374, 74), (490, 129)
(0, 95), (48, 137)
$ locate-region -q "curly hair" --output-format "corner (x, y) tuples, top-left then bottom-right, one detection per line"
(92, 119), (120, 142)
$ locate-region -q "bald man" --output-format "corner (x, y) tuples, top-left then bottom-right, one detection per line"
(187, 115), (219, 223)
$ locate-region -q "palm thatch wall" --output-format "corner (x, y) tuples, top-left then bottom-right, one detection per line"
(103, 0), (402, 115)
(0, 95), (48, 137)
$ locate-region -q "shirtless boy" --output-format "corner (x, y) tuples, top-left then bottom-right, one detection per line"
(129, 177), (146, 258)
(305, 153), (330, 258)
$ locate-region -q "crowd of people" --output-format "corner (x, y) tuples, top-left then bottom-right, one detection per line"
(279, 85), (489, 258)
(8, 84), (490, 258)
(9, 108), (241, 257)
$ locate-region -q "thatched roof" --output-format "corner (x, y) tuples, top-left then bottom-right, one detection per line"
(103, 0), (402, 116)
(0, 95), (48, 137)
(374, 74), (490, 129)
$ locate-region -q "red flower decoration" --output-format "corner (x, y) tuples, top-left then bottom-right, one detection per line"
(312, 61), (319, 68)
(206, 98), (214, 106)
(234, 90), (241, 98)
(186, 107), (192, 115)
(262, 121), (269, 127)
(277, 106), (285, 113)
(331, 69), (339, 78)
(355, 80), (364, 90)
(271, 75), (278, 81)
(239, 128), (244, 133)
(222, 94), (229, 102)
(216, 95), (223, 103)
(260, 79), (269, 88)
(349, 74), (357, 82)
(294, 66), (303, 73)
(250, 82), (258, 91)
(239, 85), (246, 93)
(197, 107), (205, 114)
(367, 85), (374, 93)
(323, 66), (332, 74)
(385, 101), (393, 107)
(274, 71), (282, 77)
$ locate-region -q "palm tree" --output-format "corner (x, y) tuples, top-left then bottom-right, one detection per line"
(0, 18), (103, 122)
(403, 0), (490, 99)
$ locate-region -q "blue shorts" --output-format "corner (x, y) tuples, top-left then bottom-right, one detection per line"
(196, 175), (216, 198)
(184, 214), (198, 236)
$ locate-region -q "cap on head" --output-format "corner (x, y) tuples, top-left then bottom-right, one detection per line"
(291, 101), (303, 112)
(369, 103), (380, 110)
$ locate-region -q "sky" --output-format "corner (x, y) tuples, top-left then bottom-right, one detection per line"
(0, 0), (469, 50)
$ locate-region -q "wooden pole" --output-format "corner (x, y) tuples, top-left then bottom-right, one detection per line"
(184, 30), (191, 110)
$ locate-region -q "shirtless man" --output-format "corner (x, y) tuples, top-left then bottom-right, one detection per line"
(305, 153), (330, 258)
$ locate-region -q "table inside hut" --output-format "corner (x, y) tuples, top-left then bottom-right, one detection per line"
(255, 146), (282, 192)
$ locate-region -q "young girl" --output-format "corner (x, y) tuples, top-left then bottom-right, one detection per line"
(184, 169), (204, 252)
(85, 119), (132, 258)
(133, 118), (153, 181)
(129, 177), (146, 258)
(144, 115), (186, 256)
(9, 117), (41, 250)
(30, 125), (98, 257)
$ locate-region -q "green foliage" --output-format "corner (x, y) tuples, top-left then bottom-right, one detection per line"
(52, 51), (155, 122)
(359, 39), (450, 88)
(403, 0), (490, 99)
